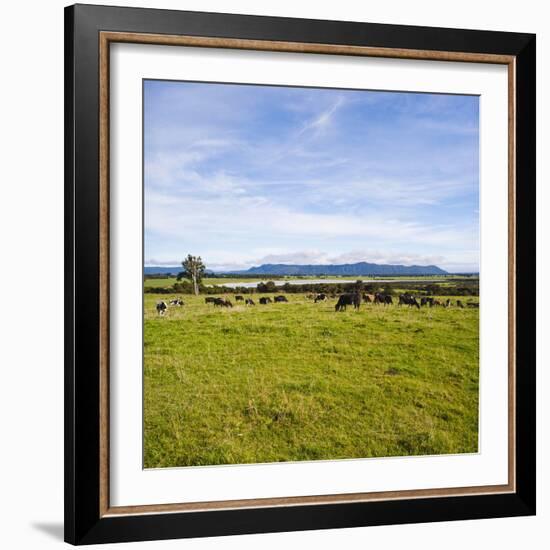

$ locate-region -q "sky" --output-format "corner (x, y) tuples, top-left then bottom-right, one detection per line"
(144, 80), (479, 273)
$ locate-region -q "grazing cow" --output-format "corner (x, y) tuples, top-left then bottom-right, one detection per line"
(444, 299), (451, 308)
(213, 298), (232, 308)
(169, 298), (184, 306)
(375, 292), (393, 305)
(259, 297), (272, 305)
(314, 293), (328, 303)
(274, 295), (288, 303)
(335, 293), (361, 312)
(456, 300), (464, 308)
(235, 295), (244, 302)
(363, 293), (374, 303)
(420, 297), (429, 307)
(398, 294), (420, 309)
(205, 297), (217, 304)
(432, 299), (442, 307)
(467, 302), (479, 308)
(156, 301), (167, 316)
(245, 298), (255, 306)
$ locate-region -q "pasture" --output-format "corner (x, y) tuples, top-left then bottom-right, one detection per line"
(143, 293), (479, 468)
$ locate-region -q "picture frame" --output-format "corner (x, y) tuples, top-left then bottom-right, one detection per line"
(65, 3), (536, 545)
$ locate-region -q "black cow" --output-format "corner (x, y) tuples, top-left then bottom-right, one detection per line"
(335, 293), (361, 312)
(375, 292), (393, 305)
(398, 294), (420, 309)
(156, 301), (167, 316)
(235, 295), (244, 301)
(259, 297), (272, 305)
(205, 297), (217, 304)
(274, 295), (288, 303)
(245, 298), (255, 306)
(314, 293), (328, 303)
(457, 300), (464, 308)
(467, 302), (479, 308)
(213, 298), (232, 308)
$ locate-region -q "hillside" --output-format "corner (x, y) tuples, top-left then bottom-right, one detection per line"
(231, 262), (448, 276)
(145, 262), (448, 276)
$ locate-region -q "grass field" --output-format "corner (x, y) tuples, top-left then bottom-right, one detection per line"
(143, 293), (479, 468)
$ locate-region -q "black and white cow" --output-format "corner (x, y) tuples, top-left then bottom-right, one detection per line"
(398, 294), (420, 309)
(156, 301), (167, 316)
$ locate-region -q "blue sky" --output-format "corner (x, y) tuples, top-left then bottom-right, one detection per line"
(144, 80), (479, 273)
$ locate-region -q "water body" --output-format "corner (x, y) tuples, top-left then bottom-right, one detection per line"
(205, 278), (451, 289)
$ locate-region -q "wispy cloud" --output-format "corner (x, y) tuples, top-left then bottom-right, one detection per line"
(297, 96), (345, 138)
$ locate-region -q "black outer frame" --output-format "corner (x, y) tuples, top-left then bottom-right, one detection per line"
(64, 3), (536, 545)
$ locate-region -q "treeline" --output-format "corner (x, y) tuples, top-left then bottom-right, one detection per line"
(145, 279), (479, 297)
(145, 281), (241, 295)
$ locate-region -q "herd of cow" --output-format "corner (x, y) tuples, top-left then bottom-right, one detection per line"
(155, 292), (478, 315)
(328, 292), (478, 312)
(203, 295), (290, 308)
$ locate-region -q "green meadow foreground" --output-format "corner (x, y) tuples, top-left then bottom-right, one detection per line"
(144, 294), (479, 468)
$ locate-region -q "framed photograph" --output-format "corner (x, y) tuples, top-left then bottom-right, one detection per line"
(65, 4), (536, 545)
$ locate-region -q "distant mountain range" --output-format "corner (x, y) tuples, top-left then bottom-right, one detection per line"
(145, 262), (448, 276)
(232, 262), (448, 276)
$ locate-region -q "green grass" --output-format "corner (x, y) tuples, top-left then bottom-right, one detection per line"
(144, 293), (479, 468)
(144, 277), (178, 288)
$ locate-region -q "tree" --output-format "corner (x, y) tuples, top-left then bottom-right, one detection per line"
(257, 280), (277, 293)
(177, 254), (205, 296)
